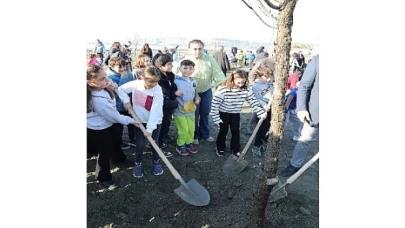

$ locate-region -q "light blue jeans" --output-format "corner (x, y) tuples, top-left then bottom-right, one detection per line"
(290, 121), (319, 167)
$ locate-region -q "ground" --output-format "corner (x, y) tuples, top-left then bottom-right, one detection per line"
(87, 102), (319, 228)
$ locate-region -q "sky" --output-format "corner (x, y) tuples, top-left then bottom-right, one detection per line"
(85, 0), (319, 45)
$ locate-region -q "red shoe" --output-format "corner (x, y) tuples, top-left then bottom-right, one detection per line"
(186, 143), (198, 154)
(176, 146), (189, 156)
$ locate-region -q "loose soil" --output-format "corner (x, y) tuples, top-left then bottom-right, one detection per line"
(87, 104), (319, 228)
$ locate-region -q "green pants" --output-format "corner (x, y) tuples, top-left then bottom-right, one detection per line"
(174, 115), (195, 146)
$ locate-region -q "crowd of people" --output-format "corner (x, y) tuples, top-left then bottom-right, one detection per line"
(87, 38), (319, 189)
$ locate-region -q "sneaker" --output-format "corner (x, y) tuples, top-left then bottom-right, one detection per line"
(281, 164), (300, 177)
(100, 180), (118, 190)
(193, 139), (199, 145)
(252, 146), (262, 158)
(153, 160), (164, 176)
(292, 136), (300, 141)
(160, 143), (168, 149)
(205, 136), (215, 142)
(133, 162), (143, 178)
(176, 146), (188, 156)
(185, 144), (198, 154)
(163, 151), (173, 157)
(216, 149), (225, 157)
(234, 152), (241, 157)
(128, 139), (136, 147)
(121, 143), (130, 150)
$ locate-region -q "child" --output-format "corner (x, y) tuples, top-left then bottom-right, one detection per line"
(117, 66), (165, 178)
(245, 50), (255, 70)
(251, 68), (274, 158)
(211, 69), (267, 157)
(88, 54), (101, 66)
(96, 53), (103, 66)
(286, 69), (303, 91)
(132, 54), (152, 80)
(236, 50), (244, 67)
(154, 54), (180, 156)
(87, 64), (136, 188)
(284, 81), (303, 141)
(173, 60), (200, 156)
(106, 57), (136, 148)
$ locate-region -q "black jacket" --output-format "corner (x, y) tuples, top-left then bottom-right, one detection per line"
(213, 51), (231, 74)
(158, 71), (178, 112)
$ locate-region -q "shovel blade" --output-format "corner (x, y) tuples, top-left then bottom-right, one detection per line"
(173, 179), (210, 206)
(268, 181), (288, 203)
(222, 155), (249, 175)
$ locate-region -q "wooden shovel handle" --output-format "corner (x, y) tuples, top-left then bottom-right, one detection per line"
(127, 108), (182, 180)
(237, 98), (272, 161)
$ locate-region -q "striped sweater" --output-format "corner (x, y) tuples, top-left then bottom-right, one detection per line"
(210, 86), (265, 124)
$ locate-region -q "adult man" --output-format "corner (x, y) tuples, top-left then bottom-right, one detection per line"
(212, 46), (231, 76)
(174, 39), (226, 144)
(281, 55), (319, 177)
(94, 39), (105, 63)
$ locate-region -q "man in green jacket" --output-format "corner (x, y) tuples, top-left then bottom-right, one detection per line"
(174, 39), (226, 144)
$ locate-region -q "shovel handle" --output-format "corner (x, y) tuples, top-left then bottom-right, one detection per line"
(286, 152), (319, 184)
(271, 152), (319, 194)
(237, 98), (272, 161)
(127, 108), (182, 180)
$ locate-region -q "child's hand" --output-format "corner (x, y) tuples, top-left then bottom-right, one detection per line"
(214, 120), (222, 128)
(195, 98), (201, 105)
(133, 121), (141, 128)
(124, 103), (132, 111)
(175, 89), (183, 96)
(144, 132), (152, 137)
(258, 112), (267, 120)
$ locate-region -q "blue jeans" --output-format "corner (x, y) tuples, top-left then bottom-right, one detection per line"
(290, 122), (319, 167)
(195, 88), (212, 140)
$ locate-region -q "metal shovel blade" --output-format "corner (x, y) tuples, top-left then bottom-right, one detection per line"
(268, 181), (288, 203)
(173, 179), (210, 207)
(222, 155), (249, 175)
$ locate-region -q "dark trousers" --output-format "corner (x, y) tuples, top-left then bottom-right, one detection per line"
(87, 126), (126, 182)
(254, 110), (272, 147)
(158, 110), (172, 147)
(120, 111), (135, 141)
(216, 112), (240, 154)
(135, 124), (161, 163)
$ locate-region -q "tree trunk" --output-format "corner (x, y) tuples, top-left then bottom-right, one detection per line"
(253, 0), (298, 227)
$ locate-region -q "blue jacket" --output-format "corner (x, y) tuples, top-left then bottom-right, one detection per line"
(297, 55), (319, 126)
(173, 76), (199, 117)
(107, 68), (134, 113)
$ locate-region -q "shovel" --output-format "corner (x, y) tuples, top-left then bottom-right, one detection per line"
(269, 152), (319, 203)
(222, 99), (272, 175)
(127, 108), (210, 206)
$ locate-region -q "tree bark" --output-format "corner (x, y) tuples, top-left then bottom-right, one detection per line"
(253, 0), (298, 227)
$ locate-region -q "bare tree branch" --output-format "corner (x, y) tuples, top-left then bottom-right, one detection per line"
(241, 0), (253, 9)
(263, 0), (291, 10)
(241, 0), (277, 29)
(257, 0), (278, 20)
